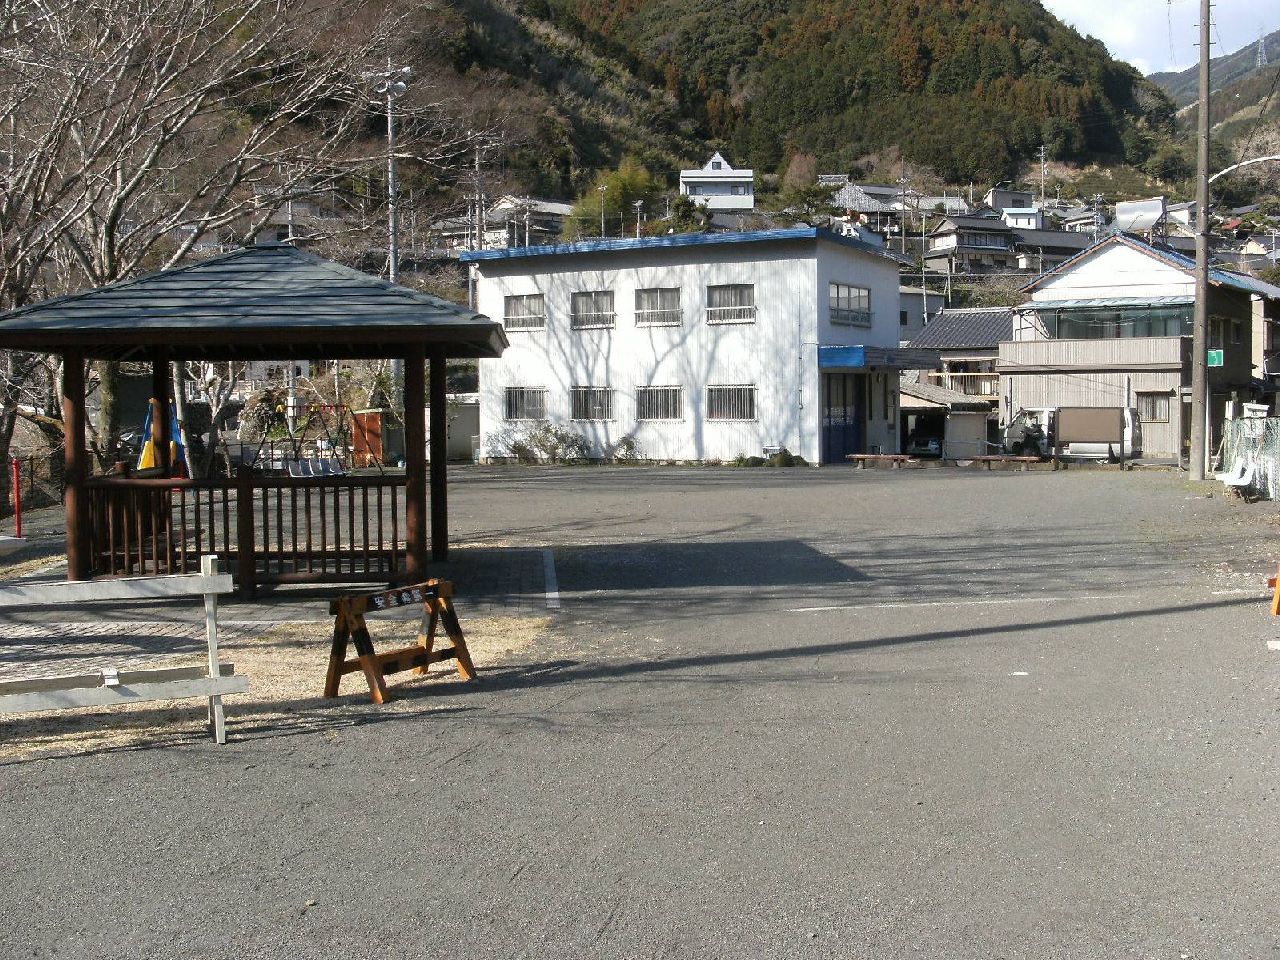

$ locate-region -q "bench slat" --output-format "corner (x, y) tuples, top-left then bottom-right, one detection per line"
(0, 674), (248, 715)
(0, 662), (236, 696)
(0, 573), (233, 608)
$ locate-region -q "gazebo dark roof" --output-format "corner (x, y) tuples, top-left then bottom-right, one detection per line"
(0, 244), (506, 360)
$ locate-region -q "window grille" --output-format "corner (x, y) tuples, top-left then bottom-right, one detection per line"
(570, 290), (615, 329)
(503, 294), (546, 330)
(1136, 392), (1170, 423)
(570, 386), (612, 420)
(635, 288), (681, 326)
(830, 283), (872, 326)
(706, 284), (756, 324)
(504, 387), (546, 420)
(706, 384), (757, 421)
(636, 386), (684, 420)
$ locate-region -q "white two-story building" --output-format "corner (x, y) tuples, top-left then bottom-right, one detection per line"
(678, 153), (755, 212)
(461, 228), (934, 464)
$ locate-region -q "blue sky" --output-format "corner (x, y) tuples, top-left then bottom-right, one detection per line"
(1041, 0), (1279, 75)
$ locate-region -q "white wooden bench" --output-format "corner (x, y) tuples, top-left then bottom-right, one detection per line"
(0, 556), (247, 743)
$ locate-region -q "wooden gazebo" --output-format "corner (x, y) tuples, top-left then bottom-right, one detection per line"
(0, 244), (507, 593)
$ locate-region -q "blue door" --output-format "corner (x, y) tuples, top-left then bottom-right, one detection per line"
(821, 373), (865, 464)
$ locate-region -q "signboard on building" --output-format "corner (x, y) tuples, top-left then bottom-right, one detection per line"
(1207, 349), (1224, 368)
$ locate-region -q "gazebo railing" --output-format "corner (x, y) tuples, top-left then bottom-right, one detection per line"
(86, 472), (408, 593)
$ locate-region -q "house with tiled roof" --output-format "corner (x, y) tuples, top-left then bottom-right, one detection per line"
(907, 306), (1014, 403)
(1000, 233), (1280, 460)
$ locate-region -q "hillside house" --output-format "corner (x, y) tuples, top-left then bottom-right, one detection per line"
(983, 185), (1035, 212)
(461, 228), (936, 464)
(924, 216), (1017, 275)
(679, 153), (755, 212)
(999, 234), (1280, 459)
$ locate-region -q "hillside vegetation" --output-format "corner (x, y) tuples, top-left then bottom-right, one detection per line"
(514, 0), (1177, 184)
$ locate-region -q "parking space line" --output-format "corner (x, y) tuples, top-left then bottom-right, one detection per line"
(543, 549), (561, 609)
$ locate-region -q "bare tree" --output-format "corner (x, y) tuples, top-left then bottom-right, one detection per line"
(0, 0), (486, 477)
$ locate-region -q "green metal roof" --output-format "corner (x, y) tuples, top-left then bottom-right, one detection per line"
(0, 244), (507, 360)
(1023, 295), (1194, 310)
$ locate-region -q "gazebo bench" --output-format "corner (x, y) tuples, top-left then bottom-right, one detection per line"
(0, 556), (246, 744)
(846, 453), (914, 469)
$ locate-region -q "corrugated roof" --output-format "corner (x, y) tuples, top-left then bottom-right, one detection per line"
(459, 227), (893, 264)
(0, 244), (507, 360)
(907, 307), (1014, 350)
(899, 380), (993, 411)
(1025, 295), (1193, 310)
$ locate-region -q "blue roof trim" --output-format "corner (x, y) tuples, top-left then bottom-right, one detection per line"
(459, 227), (892, 263)
(818, 345), (867, 369)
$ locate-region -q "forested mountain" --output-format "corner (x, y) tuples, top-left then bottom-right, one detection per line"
(1150, 29), (1280, 108)
(453, 0), (1176, 187)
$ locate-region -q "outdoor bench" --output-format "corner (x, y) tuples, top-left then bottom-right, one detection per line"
(846, 454), (914, 469)
(0, 555), (247, 743)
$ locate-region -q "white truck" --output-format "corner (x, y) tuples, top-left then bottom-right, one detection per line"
(1002, 406), (1142, 460)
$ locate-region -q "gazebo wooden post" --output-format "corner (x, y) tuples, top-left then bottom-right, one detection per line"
(403, 342), (428, 579)
(150, 349), (171, 473)
(62, 349), (89, 580)
(429, 347), (448, 561)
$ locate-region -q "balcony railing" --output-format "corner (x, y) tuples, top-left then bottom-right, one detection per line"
(569, 311), (616, 329)
(636, 308), (682, 326)
(830, 308), (872, 327)
(927, 372), (1000, 397)
(706, 304), (757, 324)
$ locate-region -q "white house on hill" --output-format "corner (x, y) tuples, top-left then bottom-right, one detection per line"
(461, 228), (935, 464)
(678, 153), (755, 212)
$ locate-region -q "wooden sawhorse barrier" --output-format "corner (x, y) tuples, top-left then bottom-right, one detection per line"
(325, 579), (477, 704)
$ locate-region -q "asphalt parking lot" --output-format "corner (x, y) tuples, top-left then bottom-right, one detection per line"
(3, 466), (1279, 959)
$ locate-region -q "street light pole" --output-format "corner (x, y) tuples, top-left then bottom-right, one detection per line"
(634, 200), (643, 239)
(1190, 0), (1210, 480)
(598, 184), (608, 237)
(364, 61), (411, 401)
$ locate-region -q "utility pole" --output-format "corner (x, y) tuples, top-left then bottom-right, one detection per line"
(363, 61), (411, 399)
(634, 200), (643, 239)
(598, 184), (608, 237)
(1190, 0), (1211, 480)
(1038, 144), (1047, 206)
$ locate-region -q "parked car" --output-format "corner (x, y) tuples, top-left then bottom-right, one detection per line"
(907, 436), (942, 458)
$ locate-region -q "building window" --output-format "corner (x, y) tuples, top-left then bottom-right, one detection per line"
(635, 288), (681, 326)
(637, 386), (684, 420)
(900, 310), (909, 326)
(711, 161), (722, 170)
(1232, 319), (1243, 345)
(731, 185), (746, 195)
(503, 294), (546, 331)
(504, 387), (546, 420)
(706, 284), (756, 324)
(1136, 392), (1170, 423)
(830, 283), (872, 326)
(570, 386), (612, 420)
(706, 384), (757, 420)
(570, 290), (615, 329)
